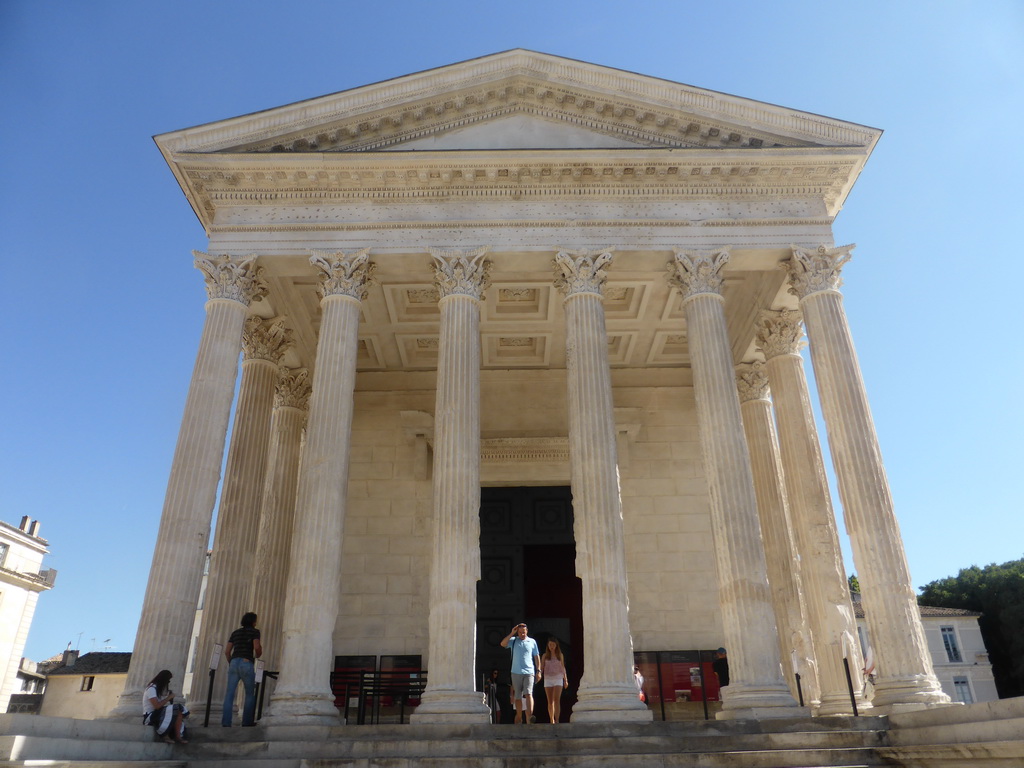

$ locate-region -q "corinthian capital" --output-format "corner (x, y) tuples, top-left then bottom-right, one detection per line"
(243, 316), (293, 364)
(667, 248), (730, 301)
(755, 309), (805, 360)
(310, 249), (375, 301)
(275, 367), (312, 411)
(193, 252), (268, 305)
(736, 361), (770, 403)
(786, 244), (855, 299)
(429, 247), (491, 300)
(553, 248), (613, 297)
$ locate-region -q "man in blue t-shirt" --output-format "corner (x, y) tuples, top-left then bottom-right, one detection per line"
(500, 622), (541, 724)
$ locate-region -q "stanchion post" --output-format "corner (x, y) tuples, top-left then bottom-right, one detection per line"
(204, 643), (223, 728)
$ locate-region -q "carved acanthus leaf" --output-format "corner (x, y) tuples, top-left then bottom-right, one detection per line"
(429, 247), (491, 300)
(553, 248), (613, 297)
(243, 316), (293, 363)
(786, 244), (854, 299)
(667, 248), (730, 301)
(755, 309), (805, 360)
(736, 361), (770, 403)
(193, 252), (268, 306)
(310, 248), (376, 300)
(275, 367), (312, 411)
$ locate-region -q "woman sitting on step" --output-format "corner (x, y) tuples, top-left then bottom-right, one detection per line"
(142, 669), (188, 744)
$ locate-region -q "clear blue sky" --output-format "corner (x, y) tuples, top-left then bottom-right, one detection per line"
(2, 1), (1021, 663)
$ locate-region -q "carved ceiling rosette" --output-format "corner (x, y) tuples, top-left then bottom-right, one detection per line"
(755, 308), (805, 360)
(736, 361), (770, 403)
(553, 248), (614, 297)
(243, 316), (293, 364)
(275, 367), (312, 411)
(666, 248), (730, 302)
(428, 247), (491, 300)
(193, 252), (268, 306)
(310, 248), (376, 301)
(786, 244), (855, 299)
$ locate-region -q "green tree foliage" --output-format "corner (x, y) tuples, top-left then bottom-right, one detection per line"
(848, 574), (861, 594)
(919, 558), (1024, 698)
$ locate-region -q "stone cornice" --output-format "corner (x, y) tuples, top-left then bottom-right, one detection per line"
(172, 147), (863, 228)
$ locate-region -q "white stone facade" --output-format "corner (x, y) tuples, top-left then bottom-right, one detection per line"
(115, 51), (949, 723)
(0, 518), (54, 714)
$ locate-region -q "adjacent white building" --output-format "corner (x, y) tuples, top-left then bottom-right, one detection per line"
(0, 517), (56, 713)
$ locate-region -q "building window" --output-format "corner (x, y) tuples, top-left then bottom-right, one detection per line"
(0, 542), (8, 567)
(80, 676), (95, 692)
(941, 626), (962, 662)
(953, 675), (974, 704)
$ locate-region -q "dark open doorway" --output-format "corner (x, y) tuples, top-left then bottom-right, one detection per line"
(477, 486), (582, 723)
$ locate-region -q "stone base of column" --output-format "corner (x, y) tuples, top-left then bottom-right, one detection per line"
(717, 683), (808, 720)
(410, 691), (491, 724)
(815, 692), (871, 717)
(262, 691), (341, 726)
(571, 684), (653, 723)
(871, 675), (951, 713)
(105, 691), (144, 721)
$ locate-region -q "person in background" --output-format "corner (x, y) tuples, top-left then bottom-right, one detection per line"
(143, 669), (187, 744)
(500, 622), (540, 724)
(712, 647), (730, 687)
(222, 612), (262, 727)
(633, 664), (646, 703)
(541, 637), (569, 723)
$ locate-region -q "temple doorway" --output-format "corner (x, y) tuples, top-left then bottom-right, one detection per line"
(477, 486), (582, 722)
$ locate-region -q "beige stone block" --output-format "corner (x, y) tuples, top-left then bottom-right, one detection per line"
(388, 536), (426, 556)
(643, 425), (690, 444)
(366, 515), (413, 536)
(351, 535), (391, 555)
(372, 445), (397, 463)
(622, 478), (678, 497)
(670, 441), (703, 459)
(349, 461), (395, 480)
(363, 554), (412, 575)
(349, 445), (374, 463)
(340, 574), (388, 595)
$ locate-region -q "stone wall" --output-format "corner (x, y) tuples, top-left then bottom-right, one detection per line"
(332, 374), (721, 665)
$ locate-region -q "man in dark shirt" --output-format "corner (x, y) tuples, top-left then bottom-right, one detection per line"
(712, 647), (729, 688)
(222, 612), (262, 727)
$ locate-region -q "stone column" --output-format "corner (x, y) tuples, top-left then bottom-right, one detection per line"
(267, 249), (374, 724)
(786, 245), (948, 712)
(251, 367), (312, 680)
(736, 362), (819, 706)
(667, 249), (803, 719)
(412, 248), (493, 724)
(190, 317), (291, 717)
(112, 253), (266, 717)
(554, 248), (651, 723)
(755, 310), (865, 714)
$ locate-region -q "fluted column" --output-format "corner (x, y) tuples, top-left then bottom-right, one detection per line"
(667, 249), (803, 719)
(786, 245), (948, 712)
(267, 249), (374, 724)
(736, 362), (819, 706)
(191, 317), (291, 716)
(555, 248), (651, 723)
(251, 367), (312, 681)
(755, 310), (866, 714)
(412, 248), (492, 724)
(111, 253), (266, 717)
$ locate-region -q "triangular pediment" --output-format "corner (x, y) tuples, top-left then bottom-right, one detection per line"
(156, 50), (880, 157)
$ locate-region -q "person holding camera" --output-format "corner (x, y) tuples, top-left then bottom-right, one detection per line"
(142, 669), (187, 744)
(500, 623), (540, 724)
